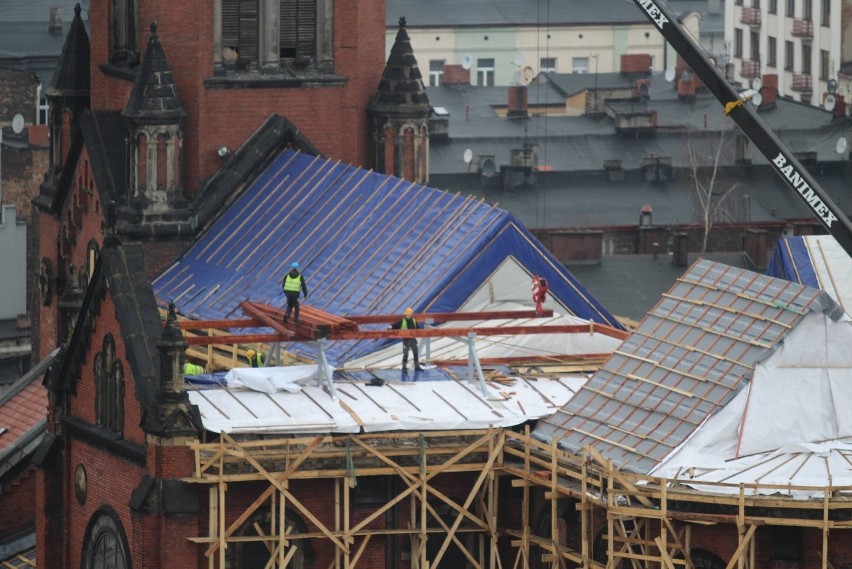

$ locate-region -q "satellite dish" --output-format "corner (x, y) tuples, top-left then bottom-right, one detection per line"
(836, 137), (847, 155)
(751, 91), (762, 106)
(479, 156), (497, 177)
(664, 67), (676, 82)
(752, 77), (762, 91)
(828, 78), (838, 94)
(461, 54), (473, 70)
(11, 114), (25, 134)
(463, 148), (473, 164)
(825, 94), (837, 112)
(522, 66), (535, 83)
(512, 51), (525, 67)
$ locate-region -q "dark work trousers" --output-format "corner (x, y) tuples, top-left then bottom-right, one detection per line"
(284, 292), (301, 324)
(402, 338), (420, 368)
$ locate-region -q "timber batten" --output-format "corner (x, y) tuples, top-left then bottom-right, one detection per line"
(184, 427), (852, 569)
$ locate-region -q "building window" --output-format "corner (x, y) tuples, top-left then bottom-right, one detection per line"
(768, 36), (777, 67)
(821, 0), (830, 25)
(734, 28), (743, 58)
(36, 84), (49, 125)
(428, 59), (444, 86)
(769, 0), (777, 13)
(785, 40), (794, 70)
(750, 30), (760, 60)
(95, 334), (125, 434)
(540, 57), (557, 73)
(217, 0), (333, 74)
(109, 0), (139, 65)
(753, 0), (760, 8)
(820, 49), (830, 80)
(572, 57), (589, 73)
(803, 0), (812, 18)
(802, 44), (811, 74)
(786, 0), (795, 16)
(477, 57), (495, 86)
(81, 510), (129, 569)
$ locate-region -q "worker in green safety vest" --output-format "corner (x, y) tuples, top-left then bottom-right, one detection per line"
(281, 262), (308, 325)
(389, 307), (424, 372)
(246, 349), (264, 368)
(184, 361), (205, 376)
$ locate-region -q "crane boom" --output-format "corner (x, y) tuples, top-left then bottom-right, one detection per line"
(631, 0), (852, 257)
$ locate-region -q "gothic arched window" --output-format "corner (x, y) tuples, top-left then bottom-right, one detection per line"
(95, 335), (125, 434)
(81, 509), (130, 569)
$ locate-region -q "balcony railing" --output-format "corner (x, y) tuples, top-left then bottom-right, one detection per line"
(740, 7), (762, 26)
(792, 18), (813, 38)
(791, 73), (812, 92)
(741, 59), (761, 79)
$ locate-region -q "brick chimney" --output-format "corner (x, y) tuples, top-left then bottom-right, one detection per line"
(759, 74), (777, 110)
(621, 53), (652, 74)
(507, 85), (528, 117)
(672, 233), (689, 266)
(443, 64), (470, 85)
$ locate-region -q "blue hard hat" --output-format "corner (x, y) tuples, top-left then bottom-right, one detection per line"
(291, 262), (299, 269)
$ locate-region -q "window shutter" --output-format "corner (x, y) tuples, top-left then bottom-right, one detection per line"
(280, 0), (316, 58)
(222, 0), (259, 62)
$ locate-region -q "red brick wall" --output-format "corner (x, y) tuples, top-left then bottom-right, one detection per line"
(0, 466), (37, 536)
(87, 0), (386, 196)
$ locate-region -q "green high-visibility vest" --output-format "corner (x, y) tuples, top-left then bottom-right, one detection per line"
(184, 362), (204, 375)
(283, 274), (302, 293)
(401, 318), (416, 330)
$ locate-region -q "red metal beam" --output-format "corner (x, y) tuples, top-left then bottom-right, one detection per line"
(179, 318), (264, 330)
(344, 309), (554, 324)
(328, 324), (629, 341)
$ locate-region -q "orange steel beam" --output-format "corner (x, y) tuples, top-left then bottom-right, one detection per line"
(183, 325), (628, 346)
(345, 309), (554, 324)
(240, 301), (295, 339)
(179, 318), (264, 330)
(327, 324), (629, 341)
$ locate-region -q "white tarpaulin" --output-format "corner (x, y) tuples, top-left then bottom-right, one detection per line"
(224, 365), (324, 394)
(344, 300), (622, 370)
(188, 374), (588, 435)
(650, 311), (852, 497)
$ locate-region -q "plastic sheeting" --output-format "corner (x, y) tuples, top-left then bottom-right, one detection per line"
(153, 150), (619, 365)
(187, 369), (588, 435)
(650, 311), (852, 497)
(345, 301), (623, 369)
(767, 235), (852, 314)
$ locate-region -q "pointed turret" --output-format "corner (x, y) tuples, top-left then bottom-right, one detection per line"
(122, 21), (187, 216)
(122, 20), (186, 124)
(368, 17), (432, 184)
(45, 3), (90, 176)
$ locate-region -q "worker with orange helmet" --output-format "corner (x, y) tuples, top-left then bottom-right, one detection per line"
(388, 307), (423, 372)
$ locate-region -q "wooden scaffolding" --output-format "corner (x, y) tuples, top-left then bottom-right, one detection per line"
(184, 427), (852, 569)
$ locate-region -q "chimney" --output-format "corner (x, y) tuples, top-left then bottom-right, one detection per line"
(830, 94), (847, 118)
(621, 53), (653, 75)
(672, 233), (689, 266)
(507, 85), (528, 118)
(442, 64), (470, 85)
(758, 74), (778, 110)
(49, 7), (63, 34)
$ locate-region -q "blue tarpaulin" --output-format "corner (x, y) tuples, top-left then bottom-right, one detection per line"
(154, 150), (620, 364)
(765, 236), (820, 287)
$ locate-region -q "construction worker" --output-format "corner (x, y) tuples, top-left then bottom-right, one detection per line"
(184, 360), (205, 376)
(281, 262), (308, 325)
(246, 349), (264, 368)
(389, 307), (423, 372)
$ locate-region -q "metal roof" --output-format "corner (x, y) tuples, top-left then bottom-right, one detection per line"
(533, 259), (842, 473)
(153, 149), (620, 365)
(386, 0), (650, 27)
